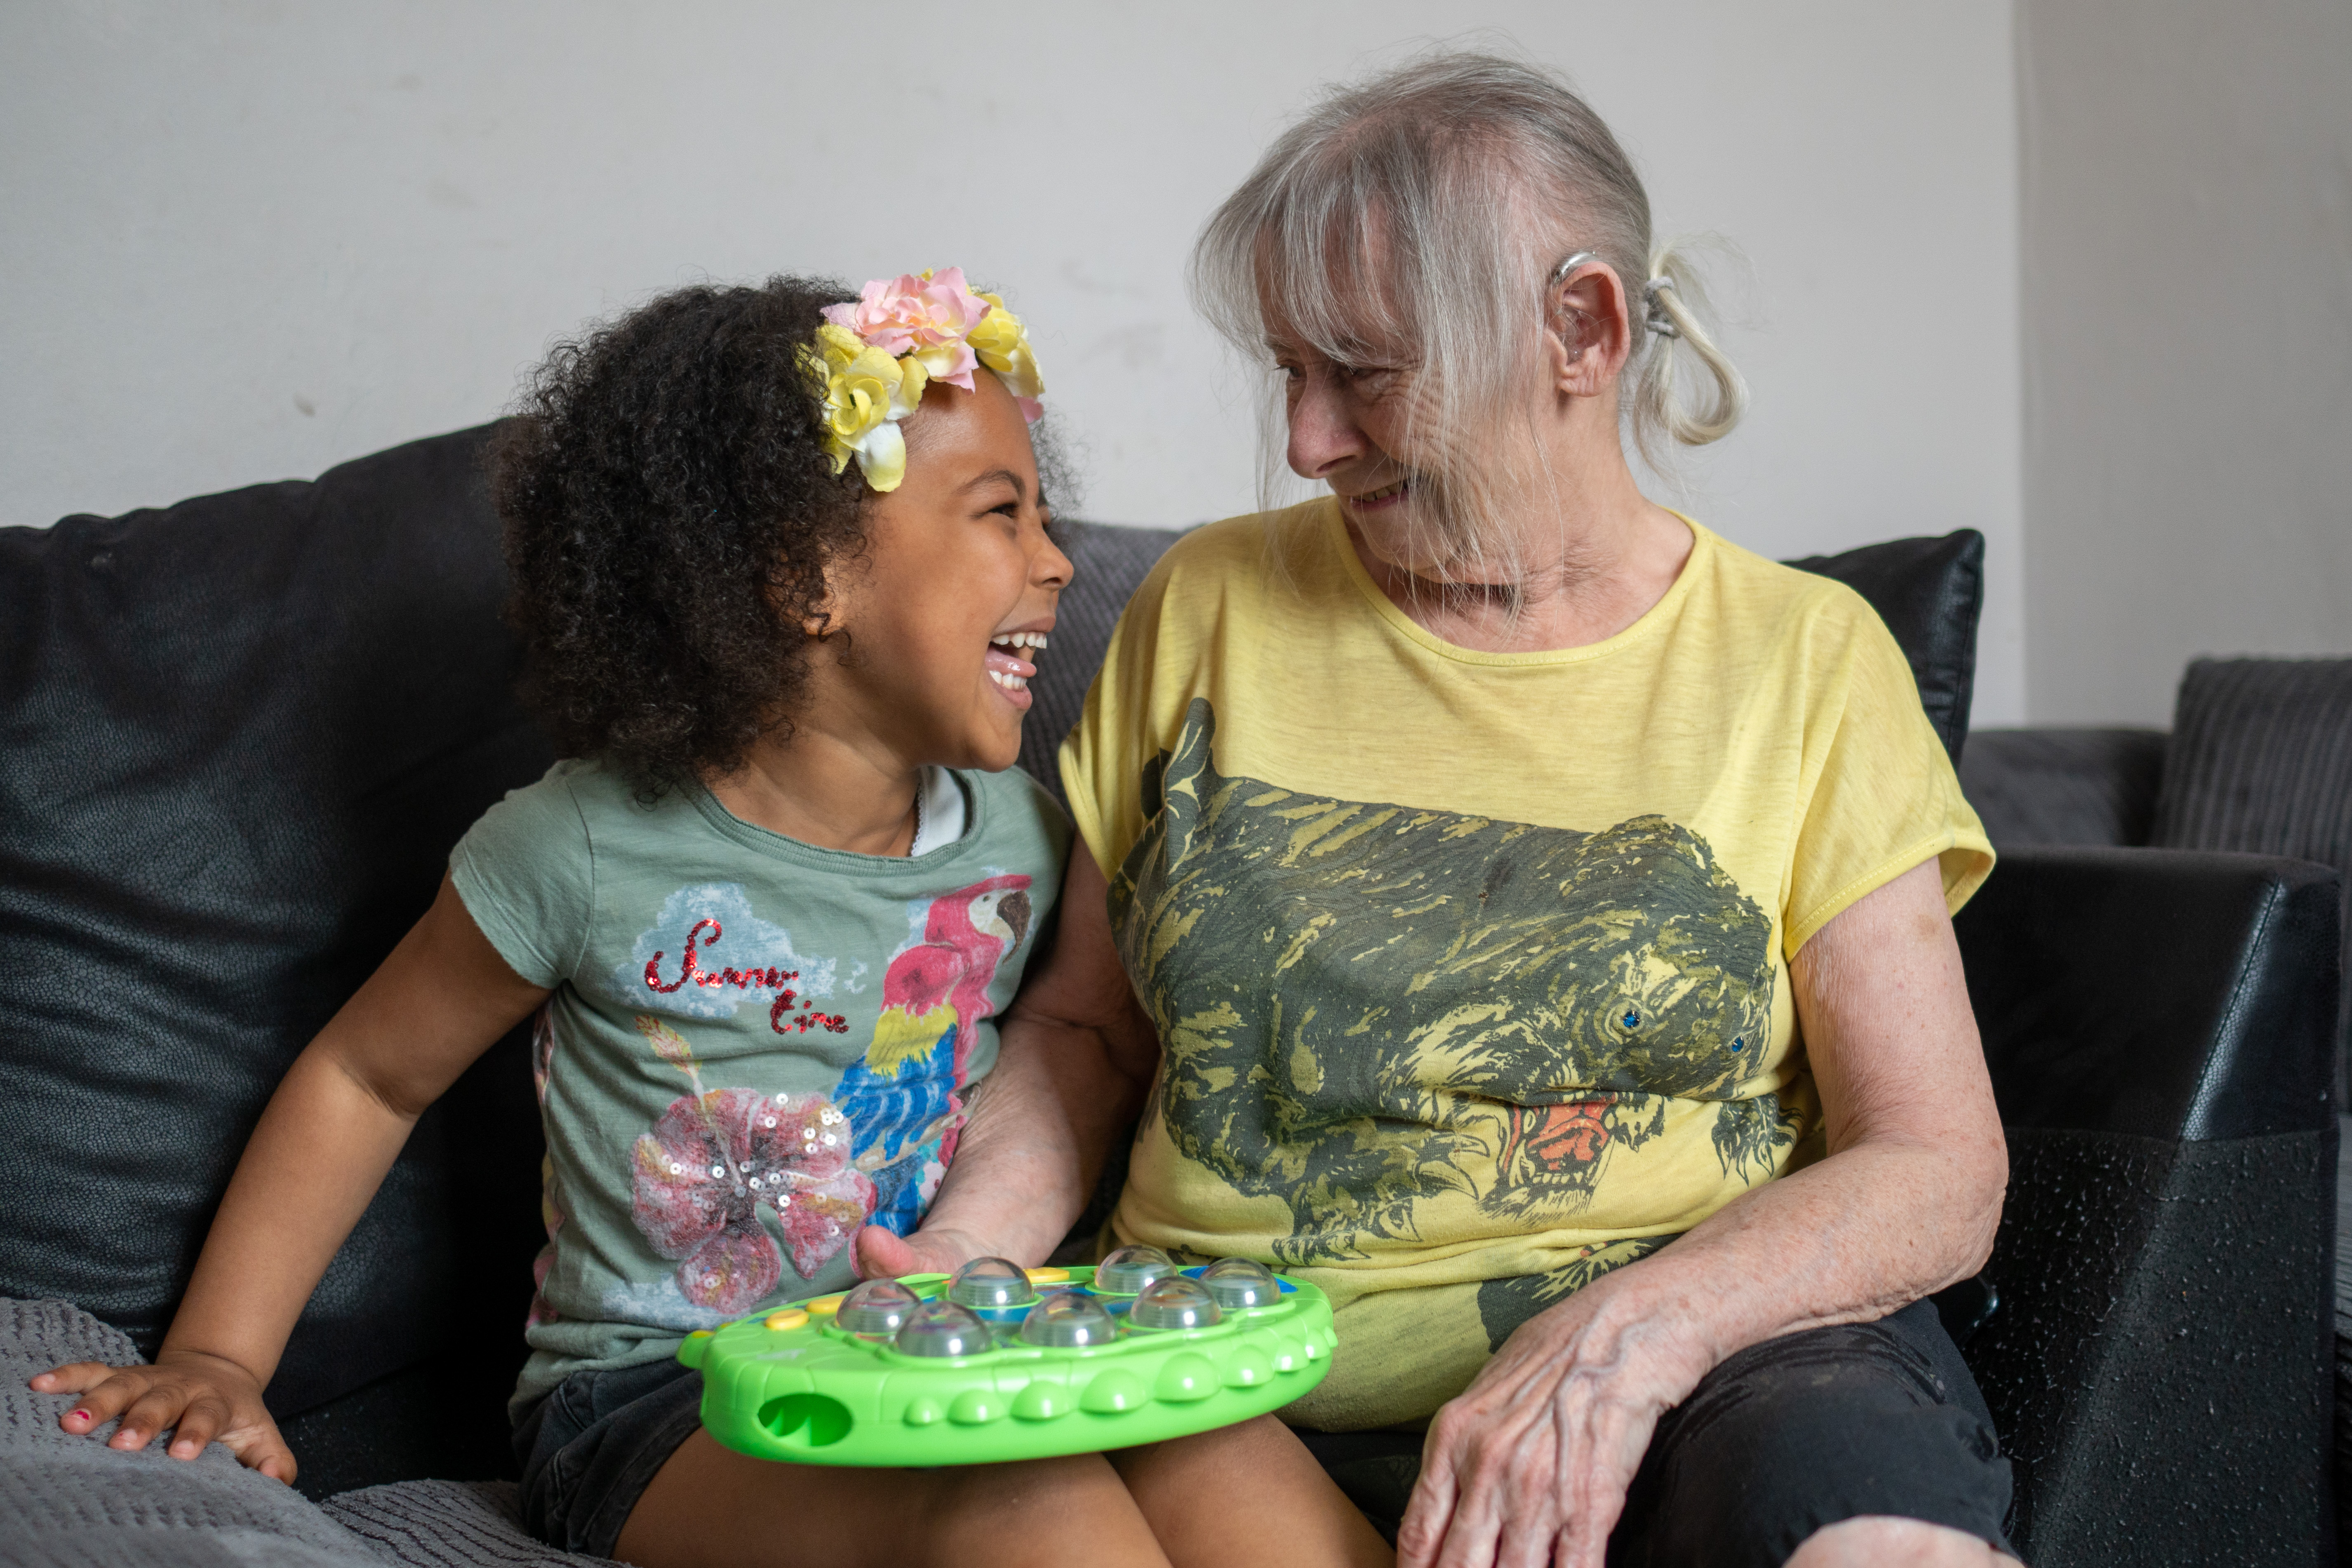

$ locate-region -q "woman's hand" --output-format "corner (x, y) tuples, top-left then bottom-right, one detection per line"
(850, 1221), (995, 1280)
(32, 1347), (296, 1482)
(1399, 1275), (1712, 1568)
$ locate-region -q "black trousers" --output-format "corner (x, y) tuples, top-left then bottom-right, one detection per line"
(1293, 1298), (2015, 1567)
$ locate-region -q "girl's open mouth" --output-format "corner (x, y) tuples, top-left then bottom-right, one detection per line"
(986, 631), (1048, 703)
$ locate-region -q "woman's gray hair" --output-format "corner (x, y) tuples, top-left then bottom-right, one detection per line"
(1192, 50), (1745, 566)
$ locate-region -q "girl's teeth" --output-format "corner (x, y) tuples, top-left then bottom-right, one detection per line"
(988, 670), (1029, 691)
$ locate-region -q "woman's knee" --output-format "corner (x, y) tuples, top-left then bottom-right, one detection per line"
(1622, 1312), (2013, 1564)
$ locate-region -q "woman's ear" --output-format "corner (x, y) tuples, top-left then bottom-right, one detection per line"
(1546, 261), (1635, 397)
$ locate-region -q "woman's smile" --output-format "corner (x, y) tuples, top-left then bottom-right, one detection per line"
(1343, 477), (1412, 517)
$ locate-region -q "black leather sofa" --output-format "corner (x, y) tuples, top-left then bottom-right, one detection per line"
(0, 425), (2337, 1567)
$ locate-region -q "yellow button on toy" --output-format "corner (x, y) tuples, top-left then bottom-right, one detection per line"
(803, 1295), (844, 1316)
(687, 1329), (713, 1339)
(1023, 1267), (1071, 1285)
(763, 1309), (809, 1332)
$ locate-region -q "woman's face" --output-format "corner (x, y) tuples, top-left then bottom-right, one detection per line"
(1265, 259), (1636, 584)
(821, 371), (1071, 773)
(1272, 324), (1423, 522)
(1267, 312), (1508, 581)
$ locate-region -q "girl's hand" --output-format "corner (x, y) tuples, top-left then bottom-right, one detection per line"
(31, 1348), (296, 1483)
(1397, 1281), (1711, 1568)
(850, 1221), (999, 1281)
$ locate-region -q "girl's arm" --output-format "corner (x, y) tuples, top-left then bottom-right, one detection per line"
(31, 874), (549, 1482)
(854, 849), (1157, 1277)
(1397, 858), (2009, 1568)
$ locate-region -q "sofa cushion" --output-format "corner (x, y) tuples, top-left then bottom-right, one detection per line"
(0, 425), (551, 1428)
(1783, 528), (1983, 762)
(0, 1297), (383, 1567)
(1956, 728), (2169, 848)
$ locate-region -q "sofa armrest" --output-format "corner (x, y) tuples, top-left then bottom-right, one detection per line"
(1957, 845), (2337, 1140)
(1951, 847), (2338, 1565)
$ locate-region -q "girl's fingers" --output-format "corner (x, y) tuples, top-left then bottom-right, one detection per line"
(244, 1433), (300, 1485)
(165, 1392), (230, 1459)
(57, 1369), (155, 1432)
(109, 1383), (197, 1450)
(31, 1361), (122, 1394)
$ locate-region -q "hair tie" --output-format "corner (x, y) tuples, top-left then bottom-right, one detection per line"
(1642, 276), (1681, 339)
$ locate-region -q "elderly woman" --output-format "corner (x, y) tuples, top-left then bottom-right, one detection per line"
(865, 52), (2011, 1568)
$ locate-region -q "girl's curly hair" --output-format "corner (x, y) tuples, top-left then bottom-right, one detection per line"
(491, 275), (865, 797)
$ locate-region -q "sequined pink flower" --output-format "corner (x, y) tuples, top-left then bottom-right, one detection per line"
(630, 1088), (875, 1314)
(820, 268), (990, 390)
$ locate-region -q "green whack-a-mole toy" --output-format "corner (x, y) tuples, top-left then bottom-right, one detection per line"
(678, 1246), (1337, 1466)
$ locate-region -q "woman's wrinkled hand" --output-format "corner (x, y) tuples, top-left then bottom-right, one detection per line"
(851, 1221), (1002, 1281)
(1398, 1283), (1712, 1568)
(31, 1348), (296, 1483)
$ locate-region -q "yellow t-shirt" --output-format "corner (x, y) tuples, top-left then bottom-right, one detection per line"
(1058, 501), (1993, 1430)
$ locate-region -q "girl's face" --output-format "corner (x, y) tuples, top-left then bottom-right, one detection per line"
(821, 371), (1072, 774)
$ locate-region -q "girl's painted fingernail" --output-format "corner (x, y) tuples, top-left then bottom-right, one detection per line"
(69, 1409), (89, 1421)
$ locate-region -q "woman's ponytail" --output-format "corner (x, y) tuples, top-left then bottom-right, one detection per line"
(1630, 240), (1747, 462)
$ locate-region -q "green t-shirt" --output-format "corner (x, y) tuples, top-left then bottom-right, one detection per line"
(450, 758), (1070, 1412)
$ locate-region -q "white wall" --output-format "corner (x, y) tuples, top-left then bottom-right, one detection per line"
(0, 1), (2026, 723)
(2018, 0), (2352, 726)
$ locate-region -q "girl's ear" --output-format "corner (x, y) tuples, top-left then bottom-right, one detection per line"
(769, 557), (844, 639)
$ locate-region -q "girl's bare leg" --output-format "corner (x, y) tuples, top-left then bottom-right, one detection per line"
(616, 1429), (1172, 1568)
(1110, 1416), (1394, 1568)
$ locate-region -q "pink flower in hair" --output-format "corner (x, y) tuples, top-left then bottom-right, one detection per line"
(821, 268), (991, 390)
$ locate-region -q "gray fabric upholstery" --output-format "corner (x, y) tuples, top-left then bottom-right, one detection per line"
(2151, 657), (2352, 1093)
(0, 1299), (614, 1568)
(322, 1482), (609, 1568)
(1956, 727), (2169, 849)
(0, 1298), (378, 1567)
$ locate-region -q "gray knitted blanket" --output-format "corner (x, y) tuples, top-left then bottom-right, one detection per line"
(0, 1299), (609, 1568)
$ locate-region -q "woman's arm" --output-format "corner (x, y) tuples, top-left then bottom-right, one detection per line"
(854, 849), (1158, 1277)
(31, 874), (549, 1481)
(1399, 857), (2007, 1568)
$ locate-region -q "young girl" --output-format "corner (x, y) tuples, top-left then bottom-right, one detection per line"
(32, 272), (1390, 1568)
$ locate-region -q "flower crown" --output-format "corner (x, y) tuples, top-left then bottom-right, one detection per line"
(804, 267), (1044, 493)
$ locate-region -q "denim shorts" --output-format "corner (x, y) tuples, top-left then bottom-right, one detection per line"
(1293, 1298), (2015, 1567)
(513, 1355), (706, 1560)
(516, 1298), (2011, 1565)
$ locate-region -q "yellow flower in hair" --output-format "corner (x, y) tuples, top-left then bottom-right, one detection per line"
(825, 347), (903, 449)
(969, 292), (1044, 406)
(812, 322), (865, 375)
